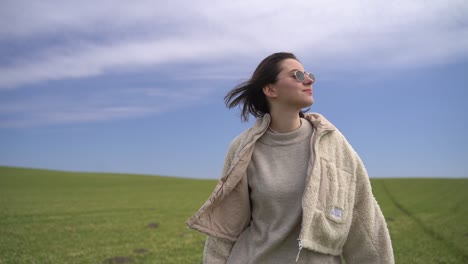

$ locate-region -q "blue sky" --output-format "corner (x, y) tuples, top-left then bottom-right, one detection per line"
(0, 0), (467, 178)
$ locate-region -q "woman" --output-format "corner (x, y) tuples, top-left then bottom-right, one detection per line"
(187, 52), (394, 264)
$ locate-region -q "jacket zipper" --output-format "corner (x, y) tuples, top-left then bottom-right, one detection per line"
(297, 127), (326, 262)
(296, 239), (303, 262)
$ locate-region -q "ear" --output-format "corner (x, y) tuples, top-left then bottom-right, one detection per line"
(263, 84), (278, 99)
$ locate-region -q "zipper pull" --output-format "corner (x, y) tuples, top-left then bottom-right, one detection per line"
(296, 240), (303, 262)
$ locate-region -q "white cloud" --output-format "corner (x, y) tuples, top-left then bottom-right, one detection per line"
(0, 0), (185, 37)
(0, 36), (250, 88)
(1, 0), (467, 89)
(0, 0), (467, 126)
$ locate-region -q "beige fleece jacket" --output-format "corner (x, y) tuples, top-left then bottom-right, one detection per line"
(187, 113), (394, 264)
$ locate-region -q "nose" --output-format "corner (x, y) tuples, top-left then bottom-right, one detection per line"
(303, 75), (314, 85)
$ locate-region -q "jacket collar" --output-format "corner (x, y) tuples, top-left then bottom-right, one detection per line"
(229, 112), (336, 177)
(303, 112), (336, 133)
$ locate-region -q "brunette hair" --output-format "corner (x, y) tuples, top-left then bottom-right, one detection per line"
(224, 52), (305, 122)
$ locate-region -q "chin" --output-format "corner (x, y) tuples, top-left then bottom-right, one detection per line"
(302, 98), (314, 108)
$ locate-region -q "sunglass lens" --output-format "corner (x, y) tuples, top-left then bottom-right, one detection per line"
(295, 71), (305, 81)
(308, 73), (315, 82)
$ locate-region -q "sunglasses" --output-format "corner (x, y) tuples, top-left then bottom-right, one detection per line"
(293, 70), (315, 82)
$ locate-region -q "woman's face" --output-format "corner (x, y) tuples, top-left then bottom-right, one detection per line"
(265, 58), (314, 110)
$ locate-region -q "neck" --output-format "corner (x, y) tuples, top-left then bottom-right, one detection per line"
(268, 107), (302, 133)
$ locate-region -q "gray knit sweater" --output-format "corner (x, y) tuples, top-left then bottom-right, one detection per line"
(226, 119), (341, 264)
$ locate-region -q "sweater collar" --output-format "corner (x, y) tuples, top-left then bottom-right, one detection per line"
(252, 113), (336, 135)
(259, 118), (313, 146)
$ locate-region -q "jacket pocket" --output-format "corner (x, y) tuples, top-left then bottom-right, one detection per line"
(319, 158), (352, 224)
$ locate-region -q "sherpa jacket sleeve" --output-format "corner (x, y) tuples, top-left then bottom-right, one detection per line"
(342, 154), (394, 264)
(202, 135), (245, 264)
(203, 236), (235, 264)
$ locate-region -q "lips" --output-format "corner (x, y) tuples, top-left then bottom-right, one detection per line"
(302, 89), (312, 94)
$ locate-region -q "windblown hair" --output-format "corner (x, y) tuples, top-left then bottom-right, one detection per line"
(224, 52), (305, 122)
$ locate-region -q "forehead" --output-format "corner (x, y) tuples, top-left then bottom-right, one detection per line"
(279, 58), (304, 72)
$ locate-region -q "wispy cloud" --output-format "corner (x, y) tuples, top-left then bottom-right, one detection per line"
(0, 36), (249, 89)
(0, 0), (467, 126)
(1, 0), (467, 89)
(0, 86), (213, 128)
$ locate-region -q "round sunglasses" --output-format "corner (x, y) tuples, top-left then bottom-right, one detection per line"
(293, 70), (316, 82)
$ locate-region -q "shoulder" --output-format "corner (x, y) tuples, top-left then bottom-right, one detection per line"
(226, 114), (270, 156)
(305, 112), (350, 143)
(306, 112), (360, 167)
(227, 128), (251, 154)
(304, 112), (336, 132)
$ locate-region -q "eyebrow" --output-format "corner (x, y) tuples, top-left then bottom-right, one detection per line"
(288, 69), (304, 73)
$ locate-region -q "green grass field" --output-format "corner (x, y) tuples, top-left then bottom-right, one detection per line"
(0, 166), (467, 263)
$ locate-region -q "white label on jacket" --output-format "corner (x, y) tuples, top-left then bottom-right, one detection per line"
(331, 207), (343, 218)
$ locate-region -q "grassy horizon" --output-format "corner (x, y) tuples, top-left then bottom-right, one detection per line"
(1, 166), (467, 263)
